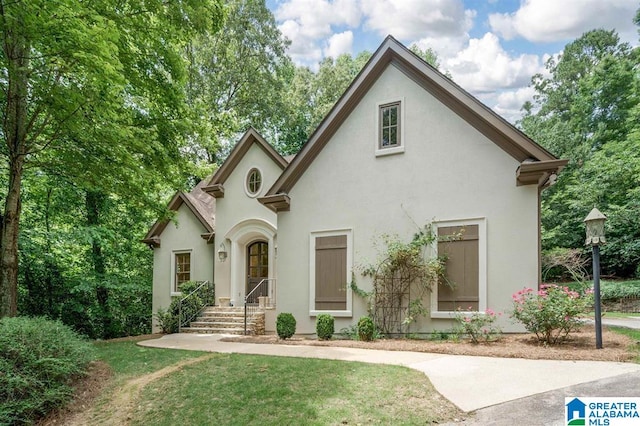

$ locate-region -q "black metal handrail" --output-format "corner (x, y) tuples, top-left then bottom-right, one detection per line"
(244, 278), (275, 334)
(178, 280), (214, 332)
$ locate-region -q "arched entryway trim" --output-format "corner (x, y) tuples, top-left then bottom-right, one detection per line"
(224, 219), (276, 305)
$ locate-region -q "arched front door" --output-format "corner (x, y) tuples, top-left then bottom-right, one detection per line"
(246, 241), (268, 303)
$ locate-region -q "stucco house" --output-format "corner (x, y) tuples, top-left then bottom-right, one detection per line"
(144, 36), (566, 334)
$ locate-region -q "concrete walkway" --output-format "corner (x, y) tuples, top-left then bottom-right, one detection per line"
(139, 333), (640, 415)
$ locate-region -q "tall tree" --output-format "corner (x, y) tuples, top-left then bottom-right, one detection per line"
(183, 0), (290, 170)
(0, 0), (224, 317)
(520, 28), (640, 276)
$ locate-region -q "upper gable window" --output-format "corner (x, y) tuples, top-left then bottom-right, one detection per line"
(380, 103), (400, 148)
(245, 168), (262, 197)
(376, 99), (405, 156)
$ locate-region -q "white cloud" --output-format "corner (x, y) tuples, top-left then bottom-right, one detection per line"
(361, 0), (474, 40)
(493, 86), (537, 123)
(489, 0), (638, 43)
(324, 31), (354, 58)
(275, 0), (362, 66)
(443, 33), (542, 94)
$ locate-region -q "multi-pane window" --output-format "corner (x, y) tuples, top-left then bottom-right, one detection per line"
(246, 168), (262, 195)
(175, 252), (191, 292)
(380, 103), (400, 148)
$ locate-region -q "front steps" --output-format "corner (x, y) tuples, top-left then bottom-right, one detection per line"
(180, 306), (265, 335)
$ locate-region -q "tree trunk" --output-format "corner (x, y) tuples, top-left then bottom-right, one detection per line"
(0, 162), (23, 317)
(86, 190), (112, 338)
(0, 20), (29, 318)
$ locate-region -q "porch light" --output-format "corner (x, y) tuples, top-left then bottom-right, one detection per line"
(584, 207), (606, 350)
(218, 242), (228, 262)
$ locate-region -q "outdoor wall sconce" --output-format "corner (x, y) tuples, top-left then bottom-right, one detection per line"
(218, 242), (228, 262)
(584, 207), (607, 349)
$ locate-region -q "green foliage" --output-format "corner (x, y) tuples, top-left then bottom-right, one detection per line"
(276, 313), (296, 339)
(520, 29), (640, 277)
(153, 281), (214, 333)
(600, 280), (640, 301)
(184, 0), (290, 168)
(511, 284), (593, 344)
(357, 316), (375, 342)
(0, 317), (95, 424)
(316, 314), (335, 340)
(154, 306), (179, 334)
(358, 223), (448, 335)
(453, 308), (502, 344)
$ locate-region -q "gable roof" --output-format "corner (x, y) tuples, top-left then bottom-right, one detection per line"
(203, 127), (289, 198)
(142, 178), (216, 248)
(260, 36), (567, 212)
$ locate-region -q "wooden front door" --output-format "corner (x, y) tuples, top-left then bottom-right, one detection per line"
(246, 241), (268, 303)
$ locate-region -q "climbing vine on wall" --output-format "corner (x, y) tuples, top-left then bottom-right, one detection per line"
(352, 223), (456, 335)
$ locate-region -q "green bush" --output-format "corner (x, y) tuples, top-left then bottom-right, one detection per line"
(511, 284), (593, 344)
(357, 316), (375, 342)
(0, 316), (95, 425)
(276, 313), (296, 339)
(154, 281), (213, 333)
(154, 306), (179, 334)
(315, 314), (334, 340)
(453, 308), (502, 344)
(600, 280), (640, 301)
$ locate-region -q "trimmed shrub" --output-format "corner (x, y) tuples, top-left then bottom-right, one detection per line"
(0, 316), (95, 425)
(511, 284), (593, 344)
(316, 314), (334, 340)
(453, 308), (502, 344)
(276, 313), (296, 339)
(357, 316), (375, 342)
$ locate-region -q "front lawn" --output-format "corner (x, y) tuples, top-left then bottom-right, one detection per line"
(74, 339), (462, 425)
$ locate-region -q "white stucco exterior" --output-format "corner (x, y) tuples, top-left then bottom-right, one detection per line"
(147, 37), (564, 336)
(151, 203), (214, 331)
(275, 63), (539, 333)
(213, 142), (283, 307)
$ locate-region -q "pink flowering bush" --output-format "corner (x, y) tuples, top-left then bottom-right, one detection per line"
(453, 307), (502, 344)
(511, 284), (593, 344)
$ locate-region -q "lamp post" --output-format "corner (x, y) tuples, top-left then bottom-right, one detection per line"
(584, 207), (606, 349)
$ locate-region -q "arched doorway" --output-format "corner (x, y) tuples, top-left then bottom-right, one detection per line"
(246, 241), (268, 303)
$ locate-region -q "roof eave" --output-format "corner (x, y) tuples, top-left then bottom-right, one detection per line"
(258, 194), (291, 212)
(516, 159), (569, 188)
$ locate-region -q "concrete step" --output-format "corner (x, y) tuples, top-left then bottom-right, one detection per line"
(190, 320), (258, 328)
(181, 308), (265, 335)
(180, 326), (250, 335)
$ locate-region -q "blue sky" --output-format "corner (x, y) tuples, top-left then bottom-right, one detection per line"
(266, 0), (639, 122)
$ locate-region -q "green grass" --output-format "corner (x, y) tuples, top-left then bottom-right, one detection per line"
(600, 312), (640, 318)
(94, 339), (207, 378)
(609, 327), (640, 363)
(90, 339), (460, 425)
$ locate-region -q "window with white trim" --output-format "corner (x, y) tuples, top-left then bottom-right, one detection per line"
(431, 219), (486, 316)
(246, 168), (262, 196)
(376, 98), (405, 156)
(380, 102), (400, 148)
(310, 229), (352, 317)
(173, 251), (191, 293)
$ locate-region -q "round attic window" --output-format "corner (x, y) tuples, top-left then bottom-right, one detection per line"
(246, 168), (262, 196)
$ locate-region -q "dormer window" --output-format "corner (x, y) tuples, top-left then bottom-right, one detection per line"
(246, 168), (262, 197)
